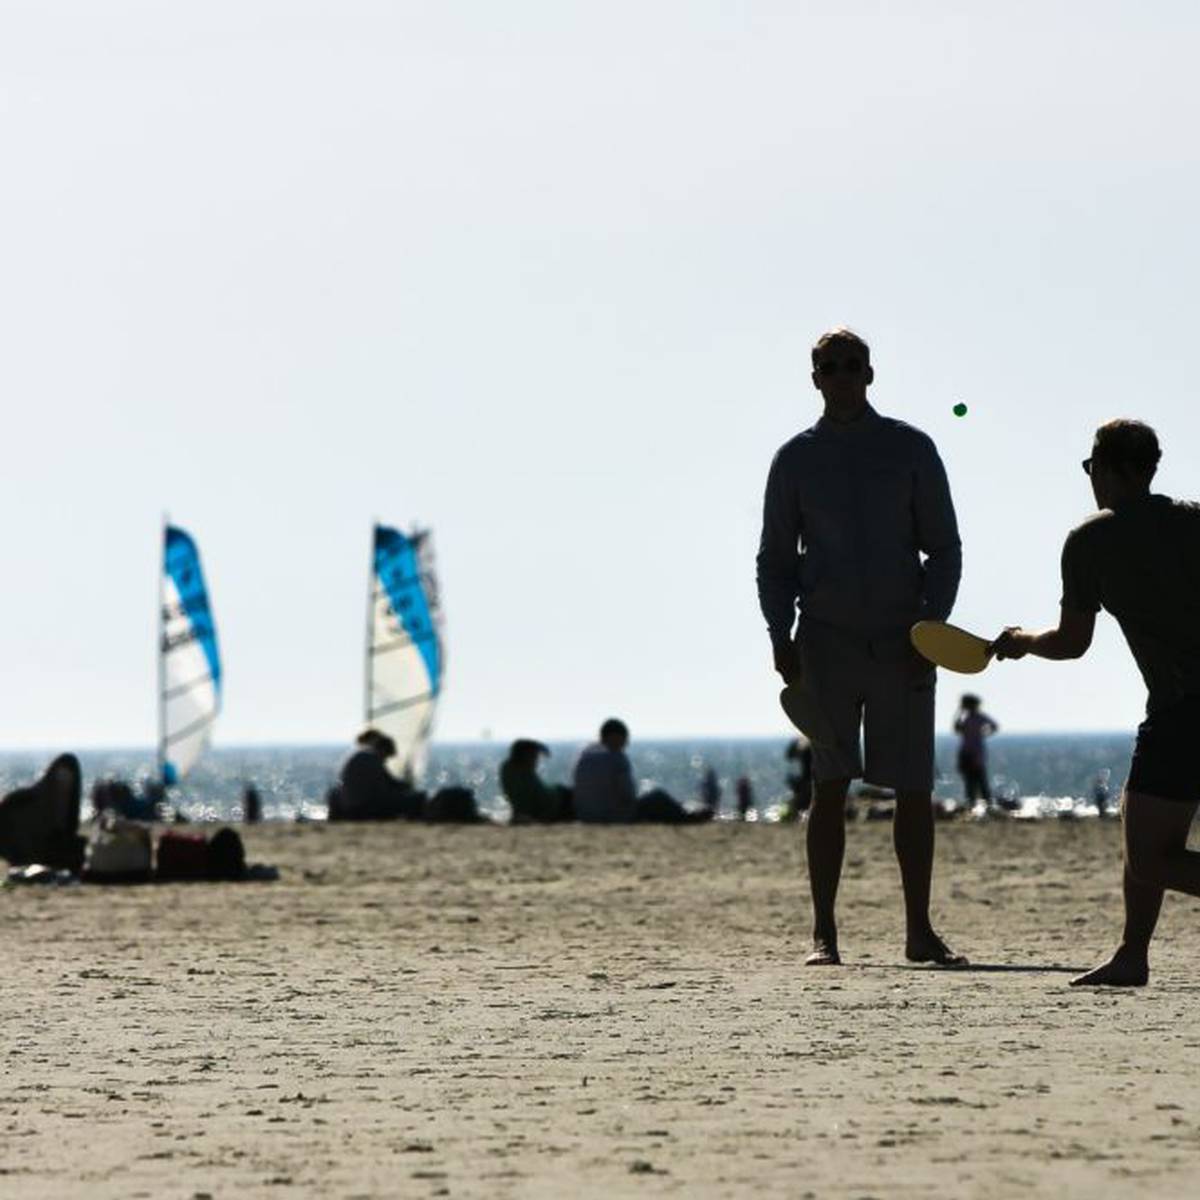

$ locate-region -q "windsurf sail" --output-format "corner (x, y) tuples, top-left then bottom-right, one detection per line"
(366, 524), (444, 782)
(159, 524), (222, 786)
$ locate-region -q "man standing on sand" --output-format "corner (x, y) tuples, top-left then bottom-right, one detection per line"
(994, 419), (1200, 987)
(756, 328), (965, 967)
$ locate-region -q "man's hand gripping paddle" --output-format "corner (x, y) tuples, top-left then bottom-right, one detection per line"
(910, 620), (994, 675)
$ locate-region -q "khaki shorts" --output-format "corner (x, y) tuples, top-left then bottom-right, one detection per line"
(790, 618), (936, 792)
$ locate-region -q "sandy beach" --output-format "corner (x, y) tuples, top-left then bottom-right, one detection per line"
(4, 818), (1200, 1199)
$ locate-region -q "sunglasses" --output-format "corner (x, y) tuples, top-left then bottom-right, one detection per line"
(1081, 458), (1092, 476)
(816, 356), (865, 377)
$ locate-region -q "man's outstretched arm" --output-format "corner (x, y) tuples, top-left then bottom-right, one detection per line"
(993, 606), (1096, 661)
(996, 525), (1099, 661)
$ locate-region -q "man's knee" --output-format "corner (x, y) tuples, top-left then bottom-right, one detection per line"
(1126, 840), (1169, 886)
(811, 779), (851, 809)
(1127, 855), (1165, 887)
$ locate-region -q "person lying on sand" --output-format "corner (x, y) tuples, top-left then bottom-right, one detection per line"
(756, 327), (965, 967)
(994, 419), (1200, 987)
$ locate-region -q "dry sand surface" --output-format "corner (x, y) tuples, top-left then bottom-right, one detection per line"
(4, 817), (1200, 1199)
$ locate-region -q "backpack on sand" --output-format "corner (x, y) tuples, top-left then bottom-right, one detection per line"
(83, 815), (152, 883)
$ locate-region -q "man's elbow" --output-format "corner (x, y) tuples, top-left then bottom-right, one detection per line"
(1057, 609), (1095, 659)
(1061, 631), (1093, 659)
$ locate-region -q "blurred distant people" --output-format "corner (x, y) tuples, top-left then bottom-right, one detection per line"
(1092, 768), (1112, 818)
(500, 739), (572, 823)
(573, 719), (714, 825)
(0, 754), (84, 870)
(700, 768), (721, 817)
(91, 777), (158, 822)
(781, 736), (813, 822)
(328, 728), (423, 821)
(242, 784), (262, 824)
(954, 694), (998, 807)
(736, 776), (755, 821)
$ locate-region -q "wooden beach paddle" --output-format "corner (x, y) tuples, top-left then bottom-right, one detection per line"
(910, 620), (994, 674)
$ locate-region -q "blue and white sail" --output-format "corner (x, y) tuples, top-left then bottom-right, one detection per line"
(366, 524), (444, 782)
(159, 524), (222, 786)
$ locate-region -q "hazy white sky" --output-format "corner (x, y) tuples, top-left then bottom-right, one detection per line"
(2, 2), (1198, 748)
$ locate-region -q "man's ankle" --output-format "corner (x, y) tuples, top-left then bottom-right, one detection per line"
(1113, 941), (1149, 964)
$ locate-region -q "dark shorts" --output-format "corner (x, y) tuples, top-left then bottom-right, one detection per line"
(1127, 696), (1200, 804)
(791, 619), (936, 792)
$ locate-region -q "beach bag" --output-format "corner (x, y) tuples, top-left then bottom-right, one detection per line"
(206, 827), (246, 880)
(423, 787), (482, 823)
(156, 829), (209, 880)
(83, 815), (152, 883)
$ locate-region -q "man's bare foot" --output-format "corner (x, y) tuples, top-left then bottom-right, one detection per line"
(805, 935), (841, 966)
(905, 930), (968, 967)
(1069, 949), (1148, 987)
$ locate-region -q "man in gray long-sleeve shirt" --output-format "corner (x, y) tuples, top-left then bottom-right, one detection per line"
(756, 327), (965, 968)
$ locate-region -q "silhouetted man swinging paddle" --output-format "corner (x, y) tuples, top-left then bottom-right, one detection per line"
(995, 419), (1200, 987)
(757, 328), (966, 967)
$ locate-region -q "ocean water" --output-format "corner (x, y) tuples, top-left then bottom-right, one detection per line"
(0, 733), (1135, 823)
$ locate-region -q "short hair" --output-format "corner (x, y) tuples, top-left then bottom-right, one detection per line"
(811, 327), (870, 367)
(1092, 419), (1161, 478)
(600, 717), (628, 741)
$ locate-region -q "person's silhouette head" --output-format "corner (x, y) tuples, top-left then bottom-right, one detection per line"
(811, 328), (874, 422)
(960, 693), (981, 712)
(357, 727), (398, 760)
(508, 739), (549, 769)
(1083, 419), (1160, 510)
(599, 718), (629, 752)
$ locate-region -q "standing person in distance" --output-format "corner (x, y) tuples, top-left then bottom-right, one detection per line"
(994, 419), (1200, 987)
(953, 694), (998, 810)
(756, 328), (966, 967)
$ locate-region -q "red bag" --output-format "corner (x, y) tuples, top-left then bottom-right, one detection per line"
(156, 830), (209, 880)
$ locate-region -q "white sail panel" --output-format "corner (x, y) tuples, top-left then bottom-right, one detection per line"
(161, 526), (221, 785)
(367, 526), (443, 782)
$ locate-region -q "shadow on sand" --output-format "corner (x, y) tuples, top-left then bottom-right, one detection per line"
(849, 962), (1085, 975)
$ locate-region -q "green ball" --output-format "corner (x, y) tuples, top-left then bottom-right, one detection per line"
(952, 402), (968, 417)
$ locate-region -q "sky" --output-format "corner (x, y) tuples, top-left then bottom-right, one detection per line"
(1, 1), (1198, 749)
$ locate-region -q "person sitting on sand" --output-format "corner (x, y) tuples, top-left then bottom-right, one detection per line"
(0, 754), (85, 870)
(328, 729), (423, 821)
(573, 719), (714, 825)
(994, 419), (1200, 988)
(500, 739), (572, 823)
(953, 694), (998, 808)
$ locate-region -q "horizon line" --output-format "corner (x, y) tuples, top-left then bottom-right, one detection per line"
(0, 728), (1136, 757)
